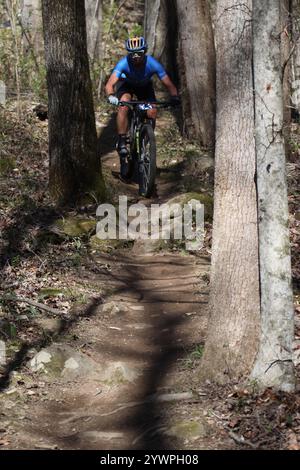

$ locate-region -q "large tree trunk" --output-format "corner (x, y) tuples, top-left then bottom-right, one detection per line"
(85, 0), (103, 65)
(144, 0), (177, 76)
(200, 0), (260, 382)
(251, 0), (295, 392)
(42, 0), (105, 205)
(176, 0), (215, 148)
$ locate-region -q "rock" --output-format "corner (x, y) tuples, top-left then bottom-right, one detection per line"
(80, 431), (124, 442)
(185, 152), (214, 172)
(30, 351), (52, 372)
(129, 305), (145, 311)
(166, 192), (213, 222)
(165, 419), (211, 441)
(29, 345), (140, 386)
(29, 344), (98, 379)
(90, 236), (132, 253)
(51, 217), (96, 237)
(102, 301), (128, 315)
(101, 362), (140, 385)
(64, 358), (79, 371)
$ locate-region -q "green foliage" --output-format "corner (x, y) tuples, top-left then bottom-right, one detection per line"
(0, 156), (15, 176)
(190, 344), (204, 359)
(129, 23), (144, 37)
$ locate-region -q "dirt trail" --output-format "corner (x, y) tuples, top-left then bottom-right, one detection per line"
(0, 114), (232, 451)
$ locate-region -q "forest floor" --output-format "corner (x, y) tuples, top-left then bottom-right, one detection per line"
(0, 101), (300, 450)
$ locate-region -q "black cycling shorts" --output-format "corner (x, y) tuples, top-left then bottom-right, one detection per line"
(115, 80), (156, 102)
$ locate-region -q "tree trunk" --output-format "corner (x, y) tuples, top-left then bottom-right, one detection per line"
(176, 0), (215, 147)
(85, 0), (103, 65)
(251, 0), (295, 392)
(144, 0), (177, 78)
(41, 0), (105, 205)
(21, 0), (43, 58)
(281, 0), (292, 155)
(291, 0), (300, 114)
(200, 0), (260, 383)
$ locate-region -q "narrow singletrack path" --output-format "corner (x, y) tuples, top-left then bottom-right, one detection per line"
(1, 112), (230, 450)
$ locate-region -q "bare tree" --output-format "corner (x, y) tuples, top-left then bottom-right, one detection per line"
(42, 0), (105, 205)
(21, 0), (43, 57)
(85, 0), (103, 65)
(176, 0), (215, 147)
(144, 0), (177, 76)
(200, 0), (260, 382)
(251, 0), (295, 392)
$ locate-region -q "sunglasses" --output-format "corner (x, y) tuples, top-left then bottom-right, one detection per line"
(130, 51), (145, 59)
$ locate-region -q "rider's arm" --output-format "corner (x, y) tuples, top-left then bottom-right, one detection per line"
(105, 72), (119, 96)
(161, 75), (178, 97)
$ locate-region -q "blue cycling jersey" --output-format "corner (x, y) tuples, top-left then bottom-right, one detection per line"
(113, 55), (167, 87)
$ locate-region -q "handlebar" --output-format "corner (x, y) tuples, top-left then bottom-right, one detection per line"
(117, 100), (179, 109)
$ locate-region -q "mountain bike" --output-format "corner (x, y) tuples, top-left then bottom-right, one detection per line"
(114, 100), (176, 198)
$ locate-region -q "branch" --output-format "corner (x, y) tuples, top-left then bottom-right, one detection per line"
(264, 359), (293, 374)
(1, 295), (66, 316)
(282, 43), (296, 82)
(227, 429), (259, 449)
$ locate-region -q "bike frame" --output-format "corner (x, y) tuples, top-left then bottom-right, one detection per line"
(112, 100), (178, 195)
(118, 100), (173, 163)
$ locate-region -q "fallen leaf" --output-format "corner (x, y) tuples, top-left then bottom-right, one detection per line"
(287, 431), (300, 451)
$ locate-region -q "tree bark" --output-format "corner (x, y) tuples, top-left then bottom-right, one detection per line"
(176, 0), (216, 147)
(200, 0), (260, 383)
(251, 0), (295, 392)
(144, 0), (177, 78)
(85, 0), (103, 65)
(281, 0), (292, 155)
(42, 0), (105, 205)
(291, 0), (300, 114)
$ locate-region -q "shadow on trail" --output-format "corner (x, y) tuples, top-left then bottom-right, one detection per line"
(97, 115), (117, 158)
(0, 296), (103, 392)
(108, 258), (206, 450)
(74, 252), (207, 450)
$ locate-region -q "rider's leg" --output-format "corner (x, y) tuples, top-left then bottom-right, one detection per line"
(117, 93), (131, 135)
(147, 108), (158, 130)
(116, 93), (131, 158)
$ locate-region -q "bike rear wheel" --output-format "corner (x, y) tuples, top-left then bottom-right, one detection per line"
(139, 124), (156, 197)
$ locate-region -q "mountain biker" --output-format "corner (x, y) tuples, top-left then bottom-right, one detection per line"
(105, 37), (180, 161)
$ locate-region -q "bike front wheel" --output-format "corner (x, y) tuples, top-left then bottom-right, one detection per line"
(139, 124), (156, 198)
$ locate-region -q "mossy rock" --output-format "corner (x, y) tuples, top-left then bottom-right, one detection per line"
(166, 192), (213, 222)
(166, 419), (211, 440)
(30, 344), (98, 379)
(53, 217), (96, 237)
